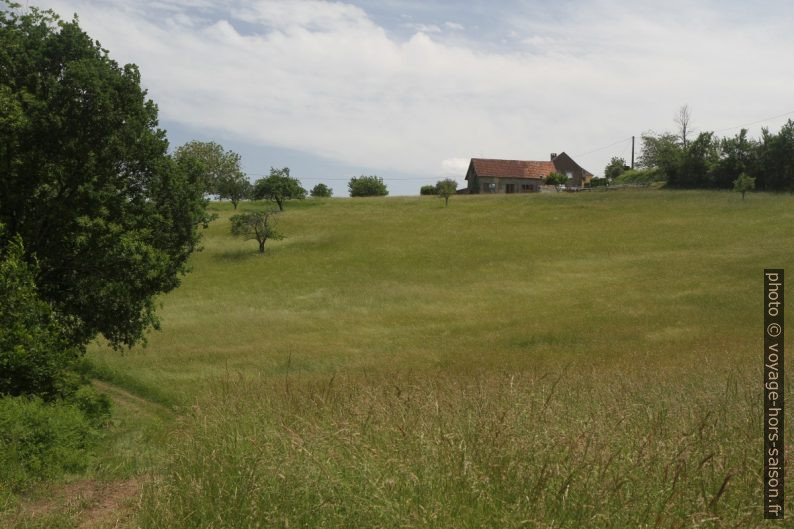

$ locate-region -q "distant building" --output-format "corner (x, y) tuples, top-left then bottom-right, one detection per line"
(465, 152), (593, 193)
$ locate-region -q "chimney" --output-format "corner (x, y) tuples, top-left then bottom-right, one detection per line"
(550, 153), (557, 161)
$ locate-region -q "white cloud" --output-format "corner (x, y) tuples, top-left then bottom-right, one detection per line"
(38, 0), (794, 178)
(444, 21), (464, 31)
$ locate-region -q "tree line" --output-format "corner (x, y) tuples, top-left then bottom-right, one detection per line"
(605, 106), (794, 194)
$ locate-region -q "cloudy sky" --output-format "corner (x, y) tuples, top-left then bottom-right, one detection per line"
(32, 0), (794, 195)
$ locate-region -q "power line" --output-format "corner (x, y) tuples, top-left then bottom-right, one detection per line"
(572, 137), (632, 158)
(713, 109), (794, 133)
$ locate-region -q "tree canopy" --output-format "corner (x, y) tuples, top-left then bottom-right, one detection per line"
(604, 157), (627, 181)
(0, 4), (211, 350)
(310, 183), (333, 198)
(253, 167), (306, 210)
(435, 179), (458, 206)
(173, 141), (241, 196)
(230, 209), (284, 253)
(348, 175), (388, 197)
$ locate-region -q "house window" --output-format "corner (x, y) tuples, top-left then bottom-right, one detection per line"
(482, 183), (496, 193)
(505, 184), (516, 193)
(521, 184), (533, 192)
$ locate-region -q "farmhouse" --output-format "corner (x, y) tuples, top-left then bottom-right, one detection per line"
(465, 152), (593, 193)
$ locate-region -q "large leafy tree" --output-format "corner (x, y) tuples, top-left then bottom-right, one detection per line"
(173, 141), (243, 196)
(253, 167), (306, 211)
(0, 4), (210, 350)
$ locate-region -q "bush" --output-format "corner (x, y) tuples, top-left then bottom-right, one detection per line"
(0, 233), (81, 400)
(0, 396), (95, 490)
(348, 175), (388, 197)
(544, 172), (568, 186)
(419, 185), (436, 195)
(67, 385), (112, 428)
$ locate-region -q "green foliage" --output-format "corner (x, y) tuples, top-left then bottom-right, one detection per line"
(757, 120), (794, 191)
(216, 173), (251, 209)
(0, 4), (211, 350)
(66, 385), (111, 427)
(173, 141), (240, 196)
(613, 167), (663, 184)
(639, 116), (794, 192)
(544, 171), (568, 186)
(310, 183), (333, 198)
(604, 156), (626, 181)
(435, 178), (457, 206)
(230, 209), (285, 253)
(733, 172), (755, 200)
(348, 175), (388, 197)
(0, 233), (80, 400)
(667, 132), (720, 188)
(419, 185), (436, 195)
(637, 132), (681, 173)
(0, 396), (94, 490)
(253, 167), (306, 211)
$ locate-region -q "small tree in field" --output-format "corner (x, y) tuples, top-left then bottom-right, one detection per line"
(217, 172), (251, 209)
(253, 167), (306, 211)
(420, 185), (436, 195)
(435, 179), (458, 206)
(733, 172), (755, 200)
(310, 183), (333, 198)
(230, 209), (284, 253)
(348, 175), (388, 197)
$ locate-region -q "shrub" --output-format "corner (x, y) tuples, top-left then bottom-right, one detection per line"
(67, 385), (112, 428)
(0, 233), (81, 400)
(0, 396), (95, 490)
(419, 185), (436, 195)
(348, 175), (388, 197)
(544, 172), (568, 186)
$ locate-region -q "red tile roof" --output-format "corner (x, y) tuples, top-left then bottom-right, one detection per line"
(469, 158), (555, 180)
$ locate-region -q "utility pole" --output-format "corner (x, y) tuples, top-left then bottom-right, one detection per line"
(631, 136), (635, 169)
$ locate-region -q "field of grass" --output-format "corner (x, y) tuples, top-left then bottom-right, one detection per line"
(79, 190), (792, 527)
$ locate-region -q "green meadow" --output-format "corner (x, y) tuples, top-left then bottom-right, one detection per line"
(77, 190), (794, 527)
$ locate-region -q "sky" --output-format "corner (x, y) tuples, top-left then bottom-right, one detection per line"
(27, 0), (794, 195)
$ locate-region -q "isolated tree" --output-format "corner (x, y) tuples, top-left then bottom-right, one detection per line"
(733, 173), (755, 200)
(217, 172), (251, 209)
(420, 185), (436, 195)
(310, 183), (333, 198)
(675, 105), (693, 148)
(0, 4), (211, 350)
(435, 179), (458, 206)
(348, 175), (388, 197)
(544, 172), (568, 186)
(230, 209), (284, 253)
(253, 167), (306, 210)
(604, 157), (626, 181)
(174, 141), (242, 195)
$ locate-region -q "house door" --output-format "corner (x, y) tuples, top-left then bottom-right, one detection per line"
(505, 183), (515, 194)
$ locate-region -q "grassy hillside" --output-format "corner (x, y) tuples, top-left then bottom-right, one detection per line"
(86, 190), (791, 527)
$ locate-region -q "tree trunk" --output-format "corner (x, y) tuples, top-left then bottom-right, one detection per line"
(276, 197), (284, 211)
(742, 191), (746, 200)
(444, 196), (449, 207)
(258, 240), (265, 253)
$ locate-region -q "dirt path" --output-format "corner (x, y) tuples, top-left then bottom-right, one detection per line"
(5, 380), (171, 529)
